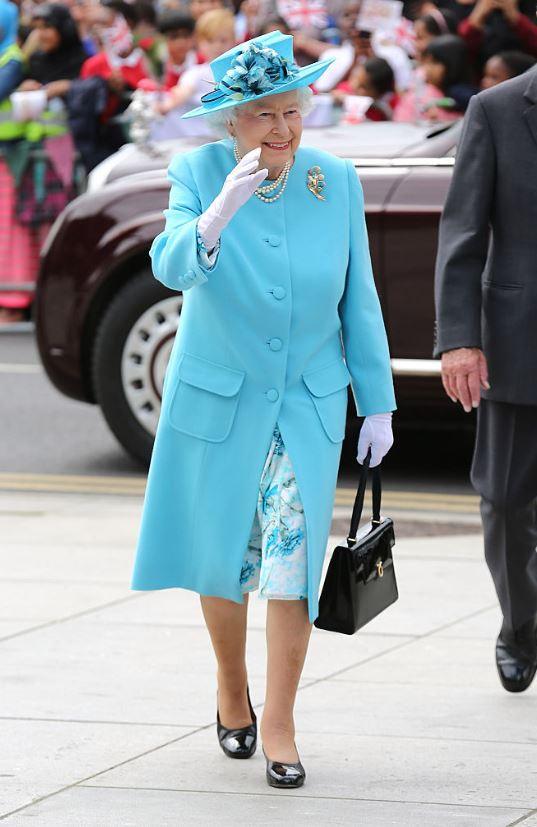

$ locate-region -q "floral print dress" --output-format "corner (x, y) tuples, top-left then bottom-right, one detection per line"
(240, 424), (308, 601)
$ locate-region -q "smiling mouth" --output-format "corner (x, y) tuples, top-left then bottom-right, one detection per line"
(264, 141), (291, 150)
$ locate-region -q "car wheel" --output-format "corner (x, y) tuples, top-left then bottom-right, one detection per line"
(92, 269), (181, 466)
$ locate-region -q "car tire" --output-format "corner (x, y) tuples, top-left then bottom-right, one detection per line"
(92, 269), (181, 467)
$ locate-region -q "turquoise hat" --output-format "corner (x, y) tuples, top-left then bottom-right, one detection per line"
(181, 31), (334, 119)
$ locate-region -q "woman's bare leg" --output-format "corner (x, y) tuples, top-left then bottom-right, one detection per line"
(200, 594), (253, 728)
(261, 599), (312, 762)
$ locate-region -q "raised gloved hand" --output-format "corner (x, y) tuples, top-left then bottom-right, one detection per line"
(357, 412), (394, 468)
(197, 147), (268, 251)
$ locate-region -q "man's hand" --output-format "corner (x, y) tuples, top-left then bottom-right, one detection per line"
(441, 347), (490, 412)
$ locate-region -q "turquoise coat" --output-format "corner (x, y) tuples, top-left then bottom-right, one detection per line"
(131, 138), (396, 622)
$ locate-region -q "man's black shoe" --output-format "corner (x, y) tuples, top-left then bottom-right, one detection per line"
(496, 618), (537, 693)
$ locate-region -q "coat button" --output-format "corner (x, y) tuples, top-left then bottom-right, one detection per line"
(272, 286), (286, 300)
(267, 235), (281, 247)
(266, 388), (279, 402)
(268, 337), (283, 352)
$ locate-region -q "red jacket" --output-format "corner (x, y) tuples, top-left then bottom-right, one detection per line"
(163, 51), (204, 90)
(459, 13), (537, 59)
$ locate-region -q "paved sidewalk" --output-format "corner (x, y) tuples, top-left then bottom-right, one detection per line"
(1, 490), (536, 826)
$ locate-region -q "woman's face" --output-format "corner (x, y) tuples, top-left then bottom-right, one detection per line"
(481, 56), (510, 89)
(231, 90), (302, 173)
(34, 19), (61, 52)
(413, 19), (433, 60)
(422, 54), (446, 87)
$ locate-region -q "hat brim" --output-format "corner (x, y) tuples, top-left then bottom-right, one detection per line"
(181, 57), (334, 120)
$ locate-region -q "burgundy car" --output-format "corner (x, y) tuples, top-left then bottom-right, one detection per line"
(35, 121), (463, 465)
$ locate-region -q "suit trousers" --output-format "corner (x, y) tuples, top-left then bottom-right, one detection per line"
(471, 399), (537, 631)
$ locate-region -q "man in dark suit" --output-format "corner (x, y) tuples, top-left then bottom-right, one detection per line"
(435, 65), (537, 692)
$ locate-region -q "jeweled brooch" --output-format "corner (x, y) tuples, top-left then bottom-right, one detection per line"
(307, 166), (326, 201)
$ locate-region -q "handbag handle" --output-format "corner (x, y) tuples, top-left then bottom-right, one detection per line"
(347, 450), (382, 548)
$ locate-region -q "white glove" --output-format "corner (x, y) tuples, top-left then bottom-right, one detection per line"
(197, 147), (268, 251)
(357, 412), (394, 468)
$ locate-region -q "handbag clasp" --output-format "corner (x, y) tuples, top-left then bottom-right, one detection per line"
(376, 560), (384, 578)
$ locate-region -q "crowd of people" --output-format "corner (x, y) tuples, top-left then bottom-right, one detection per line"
(1, 0), (536, 322)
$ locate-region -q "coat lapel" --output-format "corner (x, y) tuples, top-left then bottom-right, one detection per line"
(523, 68), (537, 150)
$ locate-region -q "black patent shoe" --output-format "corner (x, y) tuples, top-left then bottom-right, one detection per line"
(216, 687), (257, 759)
(264, 747), (306, 789)
(496, 619), (537, 693)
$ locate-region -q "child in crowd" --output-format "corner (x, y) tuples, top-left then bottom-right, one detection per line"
(413, 8), (458, 59)
(157, 12), (198, 89)
(158, 8), (235, 115)
(395, 33), (476, 121)
(334, 56), (399, 121)
(81, 1), (151, 121)
(481, 48), (535, 87)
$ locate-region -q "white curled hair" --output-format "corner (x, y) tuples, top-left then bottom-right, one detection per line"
(205, 85), (314, 137)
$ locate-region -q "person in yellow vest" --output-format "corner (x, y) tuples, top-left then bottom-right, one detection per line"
(0, 0), (32, 325)
(17, 3), (88, 141)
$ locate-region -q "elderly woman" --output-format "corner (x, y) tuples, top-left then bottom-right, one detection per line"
(132, 31), (396, 789)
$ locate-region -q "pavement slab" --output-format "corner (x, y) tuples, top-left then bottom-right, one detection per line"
(0, 581), (132, 624)
(80, 726), (537, 810)
(1, 786), (529, 827)
(331, 633), (510, 688)
(0, 616), (412, 726)
(0, 719), (193, 817)
(295, 677), (537, 744)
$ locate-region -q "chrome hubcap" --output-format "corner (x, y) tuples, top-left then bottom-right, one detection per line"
(121, 296), (181, 436)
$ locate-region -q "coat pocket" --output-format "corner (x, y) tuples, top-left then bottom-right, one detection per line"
(168, 353), (245, 442)
(302, 359), (351, 443)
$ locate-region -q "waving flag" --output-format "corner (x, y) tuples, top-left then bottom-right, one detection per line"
(277, 0), (328, 31)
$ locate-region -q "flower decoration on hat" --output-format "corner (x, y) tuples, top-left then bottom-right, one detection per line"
(201, 41), (300, 105)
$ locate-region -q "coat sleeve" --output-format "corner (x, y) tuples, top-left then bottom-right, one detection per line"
(0, 59), (23, 103)
(339, 160), (396, 417)
(149, 152), (221, 292)
(433, 94), (495, 356)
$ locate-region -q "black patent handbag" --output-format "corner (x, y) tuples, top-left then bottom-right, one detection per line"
(314, 454), (398, 635)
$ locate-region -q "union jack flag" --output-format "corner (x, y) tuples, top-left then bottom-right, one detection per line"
(277, 0), (328, 30)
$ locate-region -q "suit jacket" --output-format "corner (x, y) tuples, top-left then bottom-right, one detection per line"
(434, 66), (537, 405)
(131, 139), (396, 621)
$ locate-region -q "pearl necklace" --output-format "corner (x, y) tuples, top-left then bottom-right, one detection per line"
(233, 143), (292, 204)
